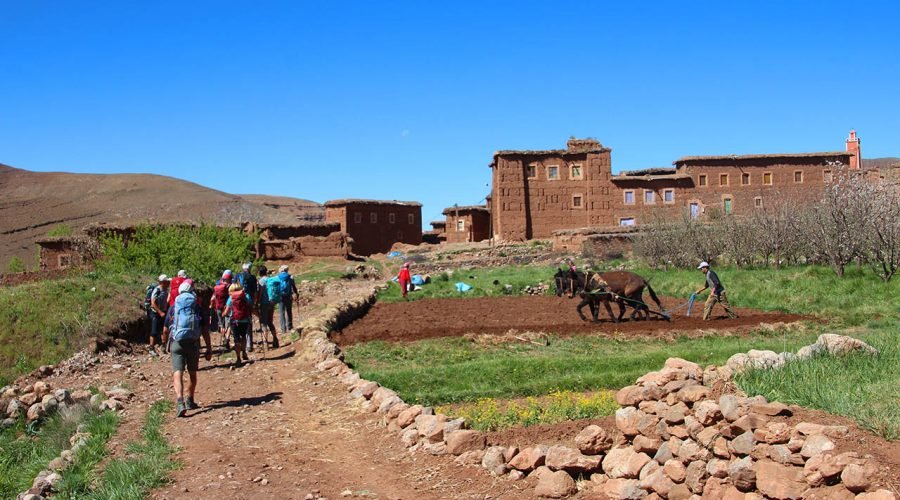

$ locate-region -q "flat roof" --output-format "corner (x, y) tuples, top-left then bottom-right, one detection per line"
(674, 151), (852, 164)
(324, 199), (422, 208)
(442, 205), (489, 215)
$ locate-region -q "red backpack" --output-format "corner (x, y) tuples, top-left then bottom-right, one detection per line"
(230, 290), (251, 321)
(213, 283), (229, 311)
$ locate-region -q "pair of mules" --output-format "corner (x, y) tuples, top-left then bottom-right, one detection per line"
(553, 269), (668, 323)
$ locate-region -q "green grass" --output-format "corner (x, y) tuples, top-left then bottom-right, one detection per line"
(377, 264), (557, 303)
(0, 271), (145, 386)
(438, 391), (620, 432)
(58, 400), (179, 499)
(0, 406), (116, 499)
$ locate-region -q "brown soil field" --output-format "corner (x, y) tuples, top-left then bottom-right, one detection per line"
(334, 295), (808, 346)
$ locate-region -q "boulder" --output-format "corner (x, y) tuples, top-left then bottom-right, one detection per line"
(746, 349), (786, 370)
(423, 441), (448, 456)
(455, 449), (485, 466)
(508, 446), (547, 472)
(41, 395), (58, 414)
(6, 398), (24, 417)
(800, 433), (834, 459)
(675, 438), (706, 462)
(726, 353), (751, 373)
(796, 343), (825, 360)
(616, 385), (644, 406)
(370, 387), (397, 408)
(19, 392), (39, 407)
(481, 446), (508, 475)
(695, 426), (720, 448)
(841, 461), (876, 493)
(750, 402), (791, 417)
(602, 447), (651, 479)
(414, 414), (447, 443)
(575, 425), (611, 454)
(663, 357), (703, 379)
(684, 460), (707, 493)
(638, 469), (674, 498)
(676, 385), (709, 404)
(756, 460), (806, 500)
(706, 458), (729, 478)
(400, 428), (419, 447)
(652, 442), (672, 465)
(445, 430), (485, 455)
(396, 404), (423, 428)
(545, 445), (602, 473)
(663, 404), (687, 424)
(728, 457), (756, 491)
(616, 407), (643, 436)
(794, 422), (849, 439)
(26, 403), (45, 422)
(763, 422), (790, 444)
(694, 400), (722, 425)
(534, 470), (577, 498)
(816, 334), (879, 356)
(729, 431), (756, 456)
(33, 381), (50, 397)
(663, 459), (685, 482)
(718, 394), (743, 422)
(53, 389), (72, 405)
(443, 418), (466, 435)
(633, 435), (661, 454)
(601, 478), (647, 500)
(349, 381), (379, 399)
(377, 395), (402, 414)
(818, 452), (862, 479)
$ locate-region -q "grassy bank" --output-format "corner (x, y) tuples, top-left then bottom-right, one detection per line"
(0, 271), (145, 385)
(376, 264), (556, 303)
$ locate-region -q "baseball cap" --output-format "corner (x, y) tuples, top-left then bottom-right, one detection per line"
(177, 270), (187, 278)
(697, 261), (710, 269)
(178, 281), (193, 294)
(158, 274), (169, 282)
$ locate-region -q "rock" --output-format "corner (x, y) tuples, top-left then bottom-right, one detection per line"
(616, 385), (644, 406)
(638, 459), (659, 480)
(639, 468), (673, 498)
(377, 395), (402, 414)
(601, 478), (647, 500)
(481, 446), (508, 475)
(616, 407), (643, 436)
(455, 449), (485, 466)
(100, 399), (124, 411)
(675, 439), (705, 462)
(803, 485), (856, 500)
(445, 430), (485, 455)
(756, 460), (806, 499)
(104, 387), (134, 401)
(701, 477), (730, 499)
(503, 445), (544, 471)
(316, 358), (343, 371)
(746, 349), (786, 370)
(663, 357), (703, 379)
(712, 437), (730, 459)
(545, 445), (602, 473)
(636, 413), (660, 438)
(1, 417), (14, 428)
(841, 461), (876, 493)
(682, 460), (705, 492)
(507, 469), (525, 481)
(706, 458), (729, 478)
(370, 387), (397, 408)
(414, 414), (447, 443)
(633, 435), (661, 454)
(796, 343), (825, 360)
(763, 422), (790, 444)
(676, 385), (708, 404)
(726, 353), (751, 373)
(349, 381), (379, 399)
(423, 441), (448, 455)
(718, 395), (743, 422)
(667, 483), (692, 500)
(602, 447), (651, 479)
(48, 456), (67, 471)
(729, 431), (756, 456)
(400, 428), (419, 447)
(7, 398), (24, 417)
(769, 444), (792, 464)
(794, 422), (849, 439)
(52, 389), (71, 405)
(816, 334), (879, 356)
(729, 413), (767, 435)
(33, 381), (50, 397)
(41, 395), (58, 414)
(817, 452), (860, 478)
(575, 425), (611, 454)
(663, 405), (686, 424)
(89, 394), (103, 407)
(663, 459), (685, 482)
(695, 426), (720, 448)
(70, 390), (91, 402)
(800, 433), (834, 459)
(443, 418), (466, 435)
(20, 392), (39, 406)
(26, 403), (45, 422)
(652, 442), (672, 464)
(856, 490), (898, 500)
(728, 457), (756, 491)
(750, 402), (791, 416)
(694, 401), (721, 425)
(534, 470), (577, 498)
(396, 404), (423, 428)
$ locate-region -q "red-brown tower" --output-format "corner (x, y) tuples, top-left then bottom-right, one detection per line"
(845, 129), (862, 169)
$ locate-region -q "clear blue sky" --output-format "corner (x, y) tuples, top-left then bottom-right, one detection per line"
(2, 1), (898, 224)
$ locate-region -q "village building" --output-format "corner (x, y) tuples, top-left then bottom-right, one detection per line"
(423, 220), (447, 245)
(324, 199), (422, 256)
(442, 205), (491, 244)
(36, 236), (100, 271)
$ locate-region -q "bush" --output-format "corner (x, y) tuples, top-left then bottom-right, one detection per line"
(47, 224), (73, 238)
(6, 256), (24, 273)
(438, 391), (619, 431)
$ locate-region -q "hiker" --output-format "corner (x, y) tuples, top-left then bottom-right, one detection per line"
(258, 265), (279, 349)
(398, 262), (412, 300)
(212, 270), (232, 340)
(169, 270), (188, 308)
(223, 282), (252, 367)
(170, 280), (212, 417)
(148, 274), (170, 356)
(277, 265), (299, 333)
(236, 263), (258, 351)
(696, 261), (738, 320)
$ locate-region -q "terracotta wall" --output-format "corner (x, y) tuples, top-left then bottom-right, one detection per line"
(326, 204), (422, 256)
(444, 210), (491, 243)
(258, 232), (352, 260)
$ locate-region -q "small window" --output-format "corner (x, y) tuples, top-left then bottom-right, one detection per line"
(698, 174), (707, 187)
(353, 212), (362, 224)
(388, 213), (396, 224)
(572, 195), (583, 208)
(723, 197), (733, 215)
(663, 189), (675, 203)
(397, 231), (404, 240)
(370, 212), (378, 224)
(754, 196), (763, 208)
(456, 219), (465, 231)
(619, 217), (636, 227)
(720, 174), (729, 186)
(58, 254), (72, 269)
(741, 173), (750, 185)
(690, 202), (700, 219)
(547, 165), (559, 180)
(763, 172), (773, 185)
(570, 164), (583, 180)
(408, 213), (415, 225)
(823, 170), (833, 182)
(526, 164), (536, 178)
(644, 190), (655, 204)
(624, 190), (635, 205)
(794, 171), (803, 183)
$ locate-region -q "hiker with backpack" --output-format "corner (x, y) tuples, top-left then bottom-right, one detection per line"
(223, 282), (252, 367)
(212, 270), (233, 349)
(258, 266), (280, 349)
(168, 270), (188, 308)
(236, 263), (259, 351)
(170, 280), (212, 417)
(147, 274), (171, 356)
(277, 265), (299, 333)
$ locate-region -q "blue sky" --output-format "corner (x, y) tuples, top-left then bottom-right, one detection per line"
(2, 1), (898, 224)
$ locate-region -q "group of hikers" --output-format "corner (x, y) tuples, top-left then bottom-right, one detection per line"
(144, 263), (300, 417)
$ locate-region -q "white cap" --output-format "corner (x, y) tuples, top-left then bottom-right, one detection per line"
(278, 265), (288, 272)
(698, 261), (710, 269)
(158, 274), (169, 282)
(178, 282), (192, 294)
(177, 270), (187, 278)
(242, 263), (251, 271)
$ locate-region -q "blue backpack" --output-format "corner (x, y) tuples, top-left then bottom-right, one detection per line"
(267, 277), (282, 303)
(172, 293), (201, 341)
(278, 272), (294, 298)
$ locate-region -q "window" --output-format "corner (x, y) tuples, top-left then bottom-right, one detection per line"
(644, 190), (655, 204)
(663, 189), (675, 203)
(456, 219), (465, 232)
(763, 172), (773, 185)
(723, 197), (733, 215)
(754, 196), (763, 208)
(388, 213), (396, 224)
(572, 194), (583, 208)
(720, 174), (729, 186)
(353, 212), (362, 224)
(698, 174), (707, 187)
(690, 202), (700, 219)
(397, 231), (404, 240)
(370, 212), (377, 224)
(794, 171), (803, 183)
(823, 170), (833, 182)
(570, 164), (583, 180)
(526, 164), (536, 178)
(624, 190), (635, 205)
(619, 218), (636, 227)
(547, 165), (559, 180)
(408, 213), (415, 224)
(58, 254), (72, 269)
(741, 173), (750, 185)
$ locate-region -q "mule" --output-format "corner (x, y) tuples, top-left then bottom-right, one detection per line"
(554, 269), (667, 323)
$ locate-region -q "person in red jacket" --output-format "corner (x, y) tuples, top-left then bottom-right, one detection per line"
(398, 262), (412, 301)
(169, 270), (188, 307)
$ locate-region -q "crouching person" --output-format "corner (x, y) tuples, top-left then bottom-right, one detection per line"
(171, 280), (212, 417)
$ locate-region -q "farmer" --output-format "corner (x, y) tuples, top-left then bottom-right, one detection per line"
(696, 261), (738, 320)
(564, 258), (578, 298)
(170, 280), (212, 417)
(148, 274), (170, 356)
(277, 265), (299, 334)
(398, 262), (412, 300)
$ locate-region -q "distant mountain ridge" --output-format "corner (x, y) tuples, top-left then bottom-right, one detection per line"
(864, 157), (900, 169)
(0, 163), (317, 269)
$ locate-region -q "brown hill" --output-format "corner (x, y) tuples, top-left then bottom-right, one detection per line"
(864, 157), (900, 169)
(238, 194), (325, 223)
(0, 163), (300, 269)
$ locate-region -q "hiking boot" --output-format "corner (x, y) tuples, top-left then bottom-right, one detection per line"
(149, 348), (158, 357)
(185, 397), (199, 410)
(271, 338), (279, 349)
(175, 399), (186, 417)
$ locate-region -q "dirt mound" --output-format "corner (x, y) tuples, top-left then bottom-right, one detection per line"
(0, 163), (300, 267)
(238, 194), (325, 223)
(334, 296), (808, 345)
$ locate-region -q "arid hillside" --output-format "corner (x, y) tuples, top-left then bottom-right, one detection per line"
(238, 194), (325, 223)
(0, 163), (304, 269)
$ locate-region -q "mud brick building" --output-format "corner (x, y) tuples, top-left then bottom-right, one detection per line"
(36, 236), (100, 270)
(423, 220), (447, 245)
(324, 199), (422, 256)
(490, 133), (862, 240)
(442, 205), (491, 243)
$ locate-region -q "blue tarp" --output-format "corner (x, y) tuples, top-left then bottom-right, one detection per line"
(411, 274), (425, 286)
(387, 251), (404, 259)
(455, 282), (473, 293)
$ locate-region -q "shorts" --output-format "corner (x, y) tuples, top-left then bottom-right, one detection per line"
(231, 321), (250, 344)
(149, 312), (163, 342)
(171, 338), (200, 372)
(216, 309), (229, 330)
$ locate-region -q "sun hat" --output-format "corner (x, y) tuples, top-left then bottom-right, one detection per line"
(178, 281), (193, 294)
(242, 263), (251, 271)
(158, 274), (169, 282)
(698, 261), (710, 269)
(278, 265), (288, 272)
(177, 270), (187, 278)
(222, 270), (233, 279)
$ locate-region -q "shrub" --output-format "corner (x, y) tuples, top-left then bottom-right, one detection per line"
(47, 224), (73, 238)
(438, 391), (619, 431)
(6, 256), (24, 273)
